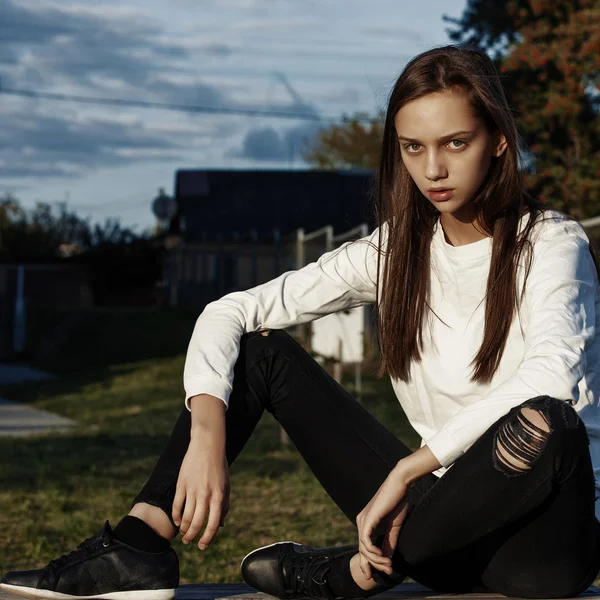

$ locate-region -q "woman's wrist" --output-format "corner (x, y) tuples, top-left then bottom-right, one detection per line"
(394, 445), (442, 485)
(189, 394), (226, 441)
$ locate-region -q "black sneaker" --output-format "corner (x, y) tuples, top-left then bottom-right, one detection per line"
(241, 541), (382, 600)
(0, 520), (179, 600)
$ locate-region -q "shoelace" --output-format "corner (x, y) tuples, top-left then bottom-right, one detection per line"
(282, 549), (336, 600)
(47, 530), (114, 576)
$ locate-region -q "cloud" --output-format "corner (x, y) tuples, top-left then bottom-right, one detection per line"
(237, 127), (286, 161)
(226, 69), (324, 164)
(221, 0), (318, 12)
(145, 78), (225, 108)
(0, 0), (236, 180)
(361, 25), (424, 44)
(0, 0), (329, 183)
(1, 5), (190, 88)
(0, 112), (187, 178)
(228, 121), (323, 162)
(233, 17), (318, 30)
(2, 0), (381, 185)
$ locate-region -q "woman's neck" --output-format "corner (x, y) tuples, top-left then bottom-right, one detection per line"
(439, 213), (490, 247)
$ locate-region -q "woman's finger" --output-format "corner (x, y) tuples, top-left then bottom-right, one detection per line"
(358, 537), (392, 573)
(180, 494), (196, 540)
(359, 552), (372, 580)
(183, 497), (208, 544)
(172, 484), (186, 527)
(359, 523), (381, 556)
(198, 499), (222, 549)
(359, 545), (392, 572)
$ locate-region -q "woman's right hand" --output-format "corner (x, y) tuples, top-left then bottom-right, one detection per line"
(172, 393), (229, 550)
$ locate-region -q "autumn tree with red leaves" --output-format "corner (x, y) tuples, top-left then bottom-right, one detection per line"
(306, 1), (600, 219)
(302, 113), (383, 171)
(446, 0), (600, 218)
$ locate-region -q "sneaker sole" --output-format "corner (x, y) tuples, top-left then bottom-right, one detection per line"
(0, 583), (175, 600)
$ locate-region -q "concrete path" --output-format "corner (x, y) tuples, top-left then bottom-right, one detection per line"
(0, 363), (76, 437)
(0, 398), (76, 437)
(1, 583), (599, 600)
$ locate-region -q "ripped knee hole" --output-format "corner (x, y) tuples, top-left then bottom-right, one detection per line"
(495, 407), (551, 474)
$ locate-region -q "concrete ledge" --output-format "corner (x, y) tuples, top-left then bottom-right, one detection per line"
(174, 583), (600, 600)
(0, 583), (598, 600)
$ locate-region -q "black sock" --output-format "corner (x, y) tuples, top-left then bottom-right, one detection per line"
(113, 516), (171, 553)
(326, 552), (382, 599)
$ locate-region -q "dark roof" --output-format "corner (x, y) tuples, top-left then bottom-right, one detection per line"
(173, 169), (376, 242)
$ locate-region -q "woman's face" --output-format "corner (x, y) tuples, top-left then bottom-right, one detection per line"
(393, 88), (507, 221)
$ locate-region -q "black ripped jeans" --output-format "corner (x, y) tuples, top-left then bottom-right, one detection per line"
(132, 329), (600, 598)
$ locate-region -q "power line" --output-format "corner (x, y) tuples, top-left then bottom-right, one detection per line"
(0, 37), (410, 64)
(0, 58), (392, 83)
(0, 84), (379, 122)
(0, 20), (419, 54)
(0, 20), (412, 64)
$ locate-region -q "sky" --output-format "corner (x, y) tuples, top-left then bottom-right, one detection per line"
(0, 0), (468, 233)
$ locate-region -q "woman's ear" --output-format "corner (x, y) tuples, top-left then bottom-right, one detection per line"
(493, 131), (508, 158)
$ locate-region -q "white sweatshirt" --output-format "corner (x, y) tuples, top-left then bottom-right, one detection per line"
(183, 209), (600, 520)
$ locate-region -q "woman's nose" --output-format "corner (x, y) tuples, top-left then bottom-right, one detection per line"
(425, 151), (448, 181)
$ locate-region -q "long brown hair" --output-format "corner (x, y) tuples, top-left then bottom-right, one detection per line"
(373, 44), (599, 383)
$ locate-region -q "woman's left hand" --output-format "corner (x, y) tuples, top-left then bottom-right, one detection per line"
(355, 467), (410, 580)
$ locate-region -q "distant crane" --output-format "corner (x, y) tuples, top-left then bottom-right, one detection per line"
(270, 70), (323, 123)
(268, 71), (323, 168)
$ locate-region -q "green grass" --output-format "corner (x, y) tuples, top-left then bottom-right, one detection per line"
(2, 307), (598, 588)
(0, 307), (419, 584)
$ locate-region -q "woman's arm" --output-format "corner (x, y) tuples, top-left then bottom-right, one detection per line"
(426, 216), (597, 469)
(355, 445), (441, 578)
(395, 445), (442, 484)
(183, 224), (387, 411)
(172, 394), (229, 547)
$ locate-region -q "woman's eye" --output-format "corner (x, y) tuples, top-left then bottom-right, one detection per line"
(403, 140), (465, 153)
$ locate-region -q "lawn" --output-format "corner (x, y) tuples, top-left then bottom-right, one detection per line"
(0, 307), (419, 584)
(2, 307), (598, 589)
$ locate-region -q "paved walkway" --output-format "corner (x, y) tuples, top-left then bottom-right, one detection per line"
(1, 583), (599, 600)
(0, 363), (76, 437)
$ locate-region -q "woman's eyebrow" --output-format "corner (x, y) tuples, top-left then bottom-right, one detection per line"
(396, 130), (475, 143)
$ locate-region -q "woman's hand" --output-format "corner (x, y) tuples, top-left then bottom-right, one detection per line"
(173, 393), (228, 550)
(172, 436), (230, 549)
(356, 446), (442, 580)
(356, 468), (410, 579)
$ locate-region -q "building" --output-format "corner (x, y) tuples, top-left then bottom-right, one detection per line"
(164, 169), (376, 309)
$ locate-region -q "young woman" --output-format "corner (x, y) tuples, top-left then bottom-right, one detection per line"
(3, 44), (600, 600)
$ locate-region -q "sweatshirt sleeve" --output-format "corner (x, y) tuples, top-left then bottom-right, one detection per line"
(182, 224), (386, 411)
(426, 217), (598, 468)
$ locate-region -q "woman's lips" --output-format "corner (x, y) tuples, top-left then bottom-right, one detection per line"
(428, 189), (454, 202)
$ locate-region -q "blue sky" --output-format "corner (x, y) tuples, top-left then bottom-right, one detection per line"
(0, 0), (467, 232)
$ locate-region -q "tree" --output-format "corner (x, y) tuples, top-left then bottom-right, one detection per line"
(306, 1), (600, 219)
(0, 195), (161, 305)
(0, 194), (145, 261)
(302, 113), (384, 170)
(445, 0), (600, 219)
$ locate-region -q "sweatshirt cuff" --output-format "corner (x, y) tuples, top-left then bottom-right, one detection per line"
(184, 377), (232, 412)
(425, 427), (464, 468)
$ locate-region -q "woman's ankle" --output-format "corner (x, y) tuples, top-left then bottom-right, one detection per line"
(128, 503), (176, 541)
(349, 553), (380, 591)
